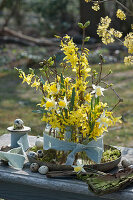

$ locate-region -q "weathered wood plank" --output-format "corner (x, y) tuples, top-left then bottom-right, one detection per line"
(0, 134), (133, 200)
(0, 181), (110, 200)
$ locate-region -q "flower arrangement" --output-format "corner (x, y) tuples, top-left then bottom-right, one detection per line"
(16, 23), (121, 145)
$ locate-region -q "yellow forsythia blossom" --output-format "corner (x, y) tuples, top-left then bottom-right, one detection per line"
(31, 78), (40, 90)
(61, 35), (79, 69)
(21, 72), (34, 85)
(50, 83), (58, 94)
(116, 9), (126, 20)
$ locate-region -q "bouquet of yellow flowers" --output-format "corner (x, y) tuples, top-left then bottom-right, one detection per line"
(16, 23), (121, 165)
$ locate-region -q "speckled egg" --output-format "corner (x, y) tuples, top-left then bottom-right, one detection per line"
(14, 119), (24, 129)
(28, 151), (38, 159)
(121, 159), (131, 168)
(30, 163), (39, 172)
(37, 150), (44, 158)
(38, 166), (49, 175)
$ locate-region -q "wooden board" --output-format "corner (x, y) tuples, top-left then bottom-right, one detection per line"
(0, 134), (133, 200)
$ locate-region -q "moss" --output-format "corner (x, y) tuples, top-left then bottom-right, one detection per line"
(29, 146), (121, 164)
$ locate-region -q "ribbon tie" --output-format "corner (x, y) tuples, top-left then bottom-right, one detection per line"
(43, 133), (103, 165)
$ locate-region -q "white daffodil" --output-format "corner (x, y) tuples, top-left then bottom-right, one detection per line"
(72, 161), (86, 174)
(96, 111), (109, 128)
(58, 96), (69, 109)
(91, 84), (106, 98)
(45, 97), (57, 110)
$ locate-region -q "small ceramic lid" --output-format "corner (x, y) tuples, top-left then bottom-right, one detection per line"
(7, 126), (31, 133)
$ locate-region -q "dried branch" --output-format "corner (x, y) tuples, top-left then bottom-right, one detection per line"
(81, 28), (86, 52)
(98, 55), (104, 84)
(40, 82), (45, 96)
(115, 0), (133, 16)
(45, 70), (50, 84)
(101, 81), (123, 111)
(101, 70), (112, 80)
(2, 27), (56, 46)
(91, 0), (133, 16)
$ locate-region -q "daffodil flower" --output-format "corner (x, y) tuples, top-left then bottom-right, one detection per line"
(58, 96), (69, 109)
(96, 111), (109, 128)
(91, 85), (106, 98)
(45, 97), (57, 110)
(72, 161), (86, 174)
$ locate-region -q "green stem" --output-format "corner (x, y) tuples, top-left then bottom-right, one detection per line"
(81, 28), (85, 53)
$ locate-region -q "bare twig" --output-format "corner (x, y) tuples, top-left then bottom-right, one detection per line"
(98, 55), (104, 84)
(91, 0), (133, 16)
(81, 28), (86, 53)
(53, 56), (58, 80)
(106, 30), (124, 45)
(101, 71), (112, 80)
(40, 83), (46, 96)
(115, 0), (133, 16)
(101, 81), (123, 111)
(110, 100), (122, 111)
(92, 73), (94, 84)
(45, 70), (50, 84)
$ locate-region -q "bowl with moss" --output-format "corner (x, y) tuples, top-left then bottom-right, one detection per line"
(27, 144), (121, 172)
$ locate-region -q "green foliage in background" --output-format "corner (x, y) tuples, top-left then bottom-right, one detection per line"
(30, 0), (79, 35)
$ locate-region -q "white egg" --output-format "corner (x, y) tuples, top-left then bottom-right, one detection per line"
(38, 166), (49, 175)
(35, 137), (43, 148)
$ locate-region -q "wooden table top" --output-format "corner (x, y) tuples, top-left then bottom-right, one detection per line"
(0, 134), (133, 200)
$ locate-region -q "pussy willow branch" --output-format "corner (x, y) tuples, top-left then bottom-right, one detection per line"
(101, 81), (123, 111)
